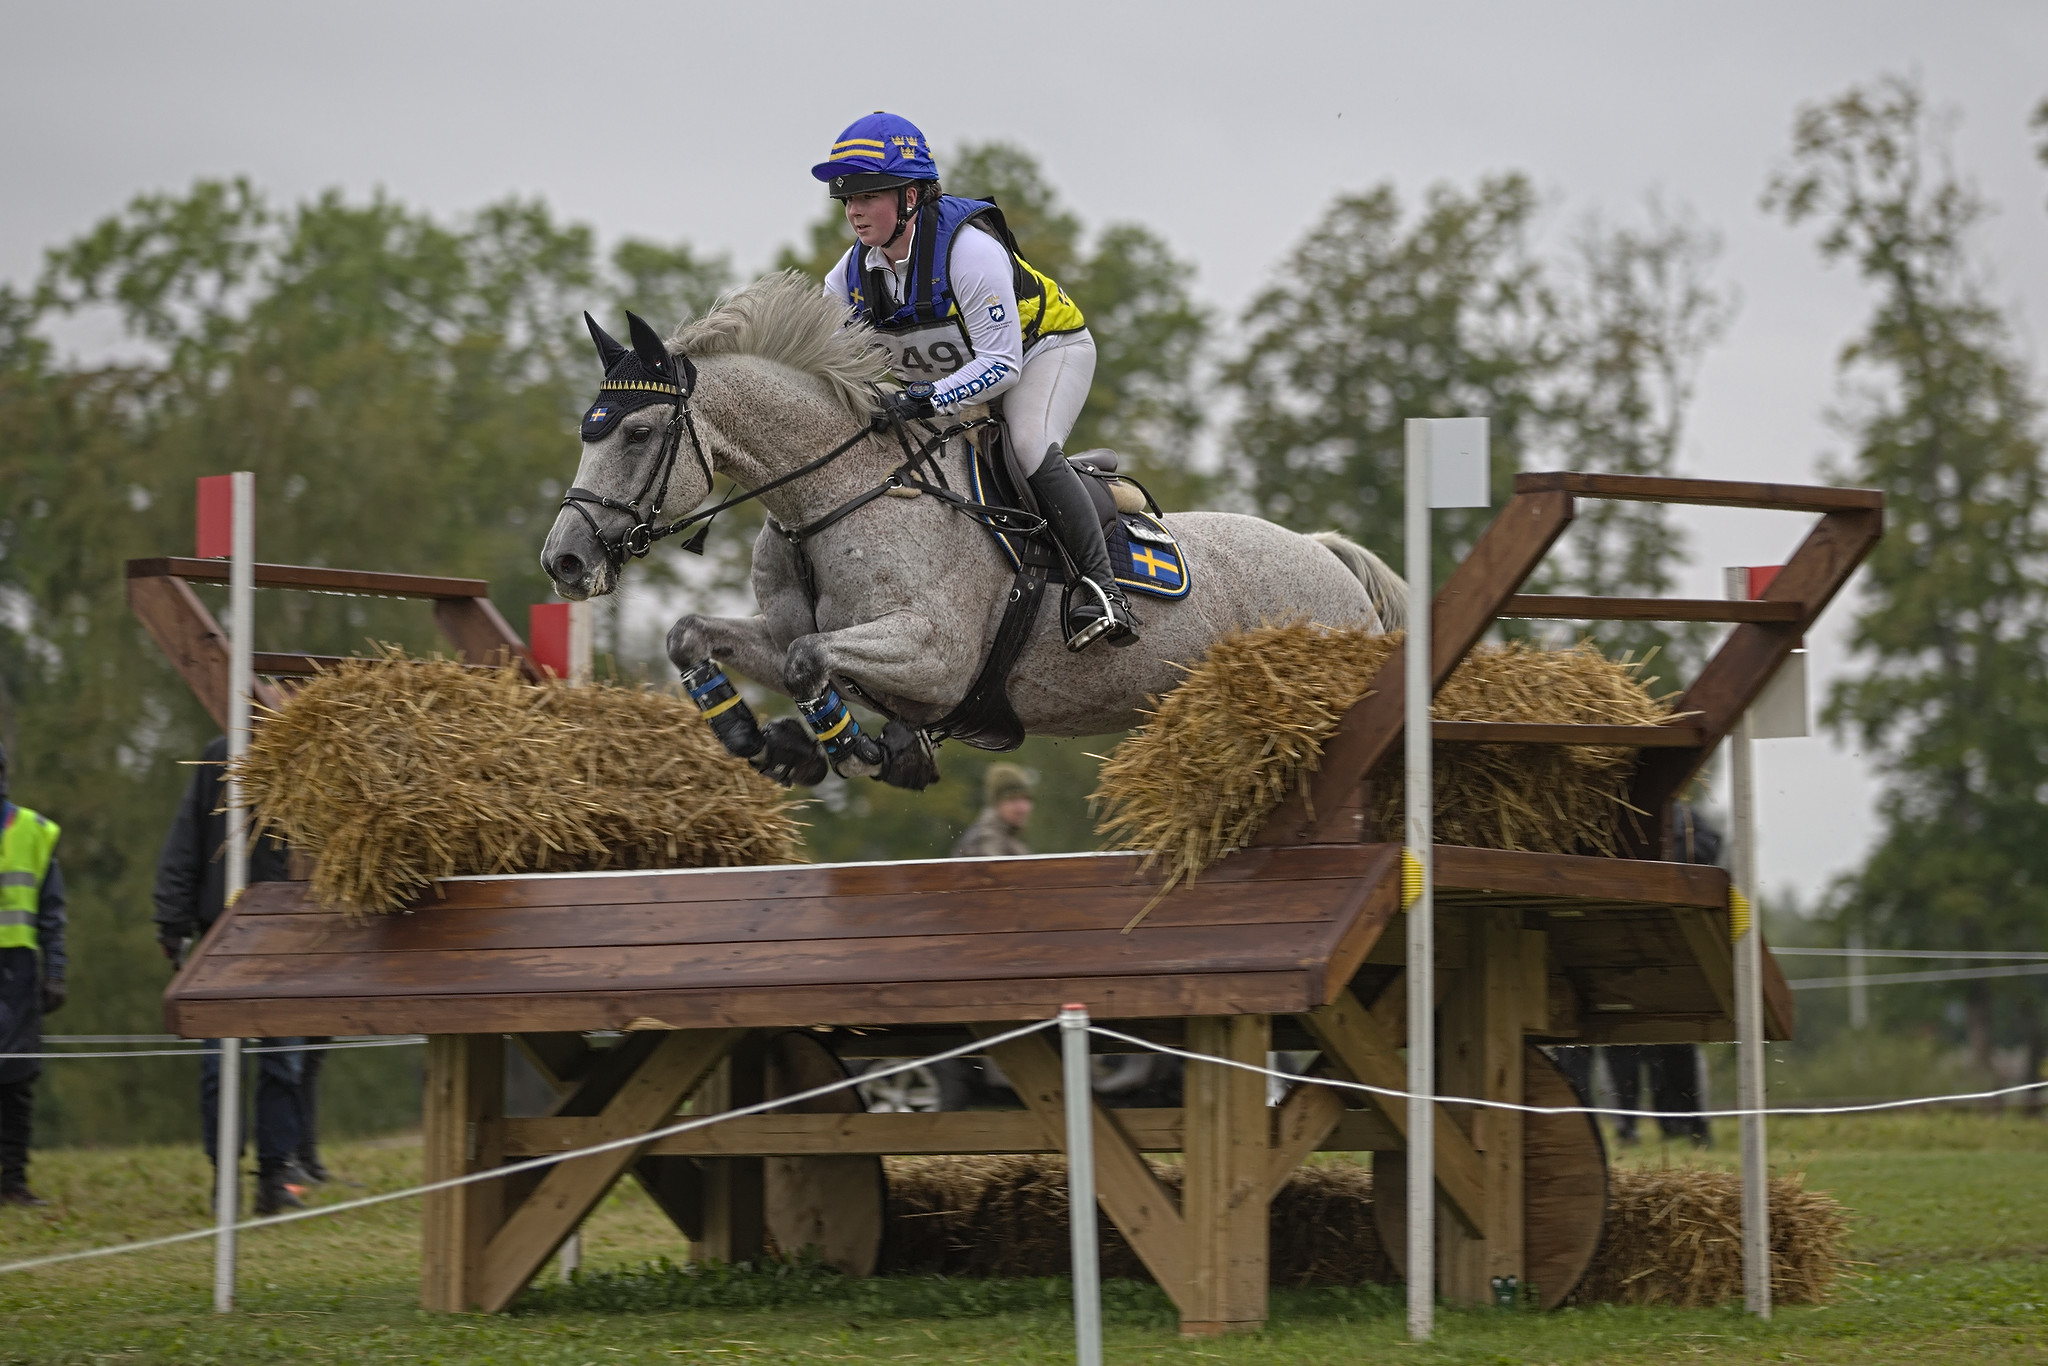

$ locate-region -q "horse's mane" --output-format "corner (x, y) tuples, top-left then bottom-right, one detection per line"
(670, 271), (887, 418)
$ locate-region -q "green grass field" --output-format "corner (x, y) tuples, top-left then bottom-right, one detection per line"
(3, 1113), (2045, 1365)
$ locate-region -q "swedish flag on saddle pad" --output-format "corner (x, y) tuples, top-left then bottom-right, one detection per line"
(968, 447), (1192, 601)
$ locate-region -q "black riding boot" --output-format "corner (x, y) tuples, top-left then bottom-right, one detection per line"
(1027, 444), (1139, 651)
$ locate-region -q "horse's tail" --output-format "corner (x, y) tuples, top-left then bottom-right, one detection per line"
(1312, 531), (1408, 632)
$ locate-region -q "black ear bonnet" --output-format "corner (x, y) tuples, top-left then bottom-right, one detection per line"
(580, 311), (698, 441)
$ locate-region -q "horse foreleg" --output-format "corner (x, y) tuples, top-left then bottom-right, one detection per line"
(782, 613), (950, 782)
(662, 613), (828, 786)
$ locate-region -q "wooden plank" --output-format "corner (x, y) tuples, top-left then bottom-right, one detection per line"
(502, 1105), (1396, 1159)
(125, 556), (491, 599)
(1316, 844), (1401, 1004)
(126, 573), (282, 731)
(1297, 989), (1487, 1236)
(256, 843), (1388, 913)
(1761, 941), (1796, 1043)
(434, 597), (543, 681)
(1435, 846), (1727, 908)
(1254, 489), (1576, 845)
(1626, 505), (1882, 855)
(1434, 721), (1703, 747)
(1514, 471), (1883, 513)
(471, 1028), (740, 1312)
(971, 1024), (1193, 1314)
(420, 1034), (504, 1312)
(1670, 907), (1736, 1022)
(1183, 1015), (1271, 1335)
(209, 877), (1377, 957)
(179, 923), (1340, 1001)
(1500, 595), (1803, 623)
(165, 969), (1320, 1038)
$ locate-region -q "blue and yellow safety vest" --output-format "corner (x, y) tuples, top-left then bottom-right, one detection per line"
(0, 803), (57, 951)
(843, 195), (1086, 383)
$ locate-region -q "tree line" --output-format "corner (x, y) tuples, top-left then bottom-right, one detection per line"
(1, 75), (2044, 1143)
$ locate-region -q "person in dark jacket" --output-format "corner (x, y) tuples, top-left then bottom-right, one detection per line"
(151, 736), (314, 1213)
(950, 764), (1035, 858)
(0, 740), (66, 1207)
(1609, 799), (1721, 1147)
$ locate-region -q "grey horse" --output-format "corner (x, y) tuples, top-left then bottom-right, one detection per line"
(541, 272), (1405, 788)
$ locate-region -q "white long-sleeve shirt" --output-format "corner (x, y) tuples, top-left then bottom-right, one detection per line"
(825, 220), (1026, 413)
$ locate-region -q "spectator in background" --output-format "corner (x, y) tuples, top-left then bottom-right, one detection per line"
(951, 764), (1035, 858)
(151, 736), (315, 1214)
(1610, 798), (1721, 1147)
(0, 740), (66, 1207)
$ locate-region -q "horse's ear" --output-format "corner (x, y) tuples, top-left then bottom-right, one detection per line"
(586, 312), (628, 371)
(625, 310), (677, 385)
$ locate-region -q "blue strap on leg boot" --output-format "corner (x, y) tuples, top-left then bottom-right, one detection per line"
(680, 660), (766, 759)
(798, 685), (885, 776)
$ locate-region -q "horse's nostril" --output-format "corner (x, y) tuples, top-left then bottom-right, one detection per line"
(553, 552), (585, 583)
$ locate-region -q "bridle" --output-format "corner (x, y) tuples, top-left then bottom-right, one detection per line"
(559, 352), (1045, 575)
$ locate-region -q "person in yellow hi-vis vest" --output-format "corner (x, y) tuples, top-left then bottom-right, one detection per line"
(0, 739), (66, 1207)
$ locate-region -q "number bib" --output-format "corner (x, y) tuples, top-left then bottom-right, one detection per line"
(872, 315), (975, 382)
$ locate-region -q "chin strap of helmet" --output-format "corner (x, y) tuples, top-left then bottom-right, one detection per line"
(884, 184), (916, 250)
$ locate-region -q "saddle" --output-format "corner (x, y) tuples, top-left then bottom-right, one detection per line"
(923, 427), (1192, 754)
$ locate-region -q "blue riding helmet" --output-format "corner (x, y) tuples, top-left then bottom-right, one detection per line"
(811, 112), (940, 199)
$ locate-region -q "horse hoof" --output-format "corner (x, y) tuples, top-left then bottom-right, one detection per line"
(875, 721), (941, 790)
(750, 718), (829, 787)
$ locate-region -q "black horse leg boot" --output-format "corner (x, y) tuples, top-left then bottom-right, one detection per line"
(1027, 443), (1139, 651)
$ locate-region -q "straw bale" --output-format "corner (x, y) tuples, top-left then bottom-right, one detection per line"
(234, 653), (800, 914)
(879, 1154), (1848, 1305)
(1093, 624), (1679, 898)
(1573, 1166), (1851, 1308)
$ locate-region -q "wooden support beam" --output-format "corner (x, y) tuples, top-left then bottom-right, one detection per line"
(1500, 594), (1803, 623)
(1298, 989), (1487, 1236)
(1433, 721), (1703, 747)
(1183, 1015), (1272, 1335)
(1254, 490), (1576, 846)
(1626, 505), (1882, 855)
(1513, 471), (1883, 513)
(1267, 1075), (1348, 1202)
(1475, 912), (1527, 1298)
(421, 1034), (506, 1312)
(971, 1024), (1192, 1313)
(467, 1028), (740, 1312)
(126, 573), (282, 731)
(433, 596), (543, 681)
(693, 1035), (768, 1265)
(126, 557), (492, 600)
(503, 1106), (1397, 1160)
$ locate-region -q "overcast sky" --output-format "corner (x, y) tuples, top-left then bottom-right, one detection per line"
(6, 1), (2046, 905)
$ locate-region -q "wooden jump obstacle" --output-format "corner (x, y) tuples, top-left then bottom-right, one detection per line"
(151, 472), (1879, 1333)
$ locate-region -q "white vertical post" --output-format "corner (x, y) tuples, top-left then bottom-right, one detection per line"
(214, 469), (255, 1314)
(1402, 420), (1436, 1341)
(558, 1231), (583, 1281)
(1059, 1006), (1102, 1366)
(1847, 929), (1869, 1030)
(1730, 712), (1770, 1318)
(568, 600), (594, 687)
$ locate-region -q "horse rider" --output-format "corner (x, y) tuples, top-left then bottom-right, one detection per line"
(812, 111), (1139, 651)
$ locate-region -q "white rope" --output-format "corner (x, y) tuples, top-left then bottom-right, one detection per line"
(1789, 963), (2048, 989)
(1775, 948), (2048, 961)
(1087, 1024), (2048, 1121)
(0, 1037), (426, 1061)
(0, 1016), (1058, 1278)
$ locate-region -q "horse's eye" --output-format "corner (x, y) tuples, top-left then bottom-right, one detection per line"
(626, 425), (652, 443)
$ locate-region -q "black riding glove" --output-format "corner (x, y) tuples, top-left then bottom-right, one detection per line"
(877, 382), (937, 427)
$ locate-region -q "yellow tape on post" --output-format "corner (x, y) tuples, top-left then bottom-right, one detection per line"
(1728, 886), (1753, 941)
(1401, 847), (1424, 911)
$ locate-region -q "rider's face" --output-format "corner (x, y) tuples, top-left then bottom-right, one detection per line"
(844, 188), (912, 251)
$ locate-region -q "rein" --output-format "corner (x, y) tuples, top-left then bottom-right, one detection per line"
(561, 379), (1046, 571)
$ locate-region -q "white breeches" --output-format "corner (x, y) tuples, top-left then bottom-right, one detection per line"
(1000, 329), (1097, 489)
